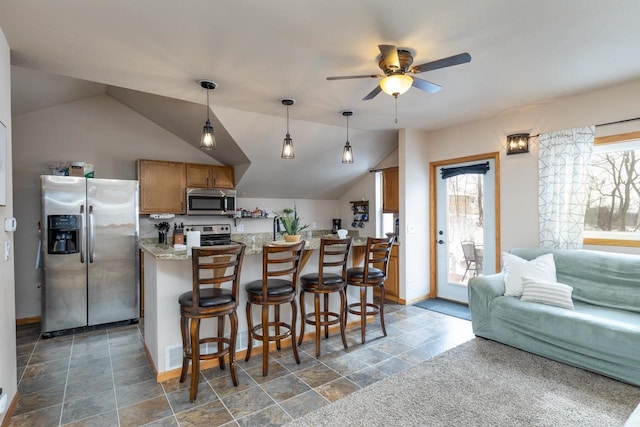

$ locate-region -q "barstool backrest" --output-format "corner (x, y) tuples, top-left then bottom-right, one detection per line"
(362, 236), (396, 281)
(260, 240), (306, 297)
(191, 244), (246, 308)
(317, 237), (352, 283)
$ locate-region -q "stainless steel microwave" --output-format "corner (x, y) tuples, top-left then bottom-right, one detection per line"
(186, 188), (236, 215)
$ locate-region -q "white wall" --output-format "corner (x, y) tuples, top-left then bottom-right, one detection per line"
(399, 129), (430, 302)
(0, 25), (17, 423)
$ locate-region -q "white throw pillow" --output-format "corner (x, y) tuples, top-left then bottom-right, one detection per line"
(502, 252), (557, 297)
(520, 277), (575, 310)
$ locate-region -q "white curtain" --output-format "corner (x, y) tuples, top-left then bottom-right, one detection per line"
(538, 126), (595, 249)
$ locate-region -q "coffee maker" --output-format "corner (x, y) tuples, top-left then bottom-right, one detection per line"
(332, 219), (341, 234)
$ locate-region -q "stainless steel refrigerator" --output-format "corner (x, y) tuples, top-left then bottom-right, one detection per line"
(41, 175), (140, 336)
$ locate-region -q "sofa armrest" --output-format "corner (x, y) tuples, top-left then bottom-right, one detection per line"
(468, 272), (505, 336)
(469, 273), (505, 301)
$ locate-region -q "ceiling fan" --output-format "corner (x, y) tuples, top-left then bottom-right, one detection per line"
(327, 44), (471, 100)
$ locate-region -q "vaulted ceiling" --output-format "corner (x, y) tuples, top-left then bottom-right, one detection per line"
(3, 1), (640, 198)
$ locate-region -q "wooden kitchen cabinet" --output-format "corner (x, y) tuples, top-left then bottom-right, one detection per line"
(186, 163), (234, 189)
(382, 167), (399, 213)
(137, 160), (186, 214)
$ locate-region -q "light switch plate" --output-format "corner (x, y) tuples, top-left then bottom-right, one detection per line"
(4, 217), (16, 232)
(4, 241), (10, 261)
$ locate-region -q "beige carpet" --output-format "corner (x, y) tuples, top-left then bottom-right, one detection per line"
(288, 338), (640, 426)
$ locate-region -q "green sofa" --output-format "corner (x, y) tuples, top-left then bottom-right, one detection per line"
(469, 247), (640, 386)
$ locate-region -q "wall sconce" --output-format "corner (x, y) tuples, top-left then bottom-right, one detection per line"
(506, 133), (529, 155)
(199, 80), (217, 150)
(341, 110), (354, 164)
(281, 98), (295, 159)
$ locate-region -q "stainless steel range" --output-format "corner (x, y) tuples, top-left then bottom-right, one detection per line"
(184, 224), (232, 246)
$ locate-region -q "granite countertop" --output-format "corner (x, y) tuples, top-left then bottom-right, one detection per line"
(139, 235), (370, 260)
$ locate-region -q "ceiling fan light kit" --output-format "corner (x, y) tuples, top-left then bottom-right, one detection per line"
(281, 98), (295, 159)
(341, 110), (354, 164)
(380, 74), (413, 97)
(199, 79), (217, 150)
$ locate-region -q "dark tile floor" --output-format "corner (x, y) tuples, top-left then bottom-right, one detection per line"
(9, 302), (473, 427)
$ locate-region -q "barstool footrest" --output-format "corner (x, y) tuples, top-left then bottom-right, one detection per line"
(250, 321), (293, 342)
(347, 302), (380, 317)
(304, 311), (340, 327)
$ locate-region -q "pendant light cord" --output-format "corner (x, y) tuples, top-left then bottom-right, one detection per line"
(286, 104), (290, 134)
(206, 89), (210, 122)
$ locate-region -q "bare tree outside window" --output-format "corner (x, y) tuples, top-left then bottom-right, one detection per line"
(584, 149), (640, 233)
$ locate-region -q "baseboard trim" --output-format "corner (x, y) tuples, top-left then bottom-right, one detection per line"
(16, 316), (40, 327)
(1, 392), (19, 427)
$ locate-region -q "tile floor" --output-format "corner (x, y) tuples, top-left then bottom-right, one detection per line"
(10, 302), (474, 427)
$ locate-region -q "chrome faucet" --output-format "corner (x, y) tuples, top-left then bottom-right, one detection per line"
(273, 215), (282, 241)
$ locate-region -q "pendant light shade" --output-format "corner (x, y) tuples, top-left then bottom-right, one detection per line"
(281, 99), (295, 159)
(341, 110), (354, 164)
(199, 80), (217, 150)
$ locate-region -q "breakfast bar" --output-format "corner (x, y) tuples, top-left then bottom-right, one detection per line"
(140, 236), (370, 381)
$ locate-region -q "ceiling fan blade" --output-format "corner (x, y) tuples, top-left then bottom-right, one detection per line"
(327, 74), (382, 80)
(411, 52), (471, 73)
(362, 85), (382, 101)
(412, 77), (442, 94)
(378, 44), (400, 69)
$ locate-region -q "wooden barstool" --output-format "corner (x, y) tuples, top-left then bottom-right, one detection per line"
(346, 236), (395, 344)
(245, 240), (305, 376)
(179, 244), (246, 402)
(298, 237), (352, 357)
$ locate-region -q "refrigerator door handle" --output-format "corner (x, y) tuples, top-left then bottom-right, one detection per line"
(89, 205), (95, 263)
(80, 204), (85, 263)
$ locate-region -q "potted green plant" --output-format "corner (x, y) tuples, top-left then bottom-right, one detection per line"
(279, 203), (309, 242)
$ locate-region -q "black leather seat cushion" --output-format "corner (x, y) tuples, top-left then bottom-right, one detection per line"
(347, 267), (384, 281)
(300, 272), (344, 289)
(245, 278), (294, 297)
(179, 288), (233, 308)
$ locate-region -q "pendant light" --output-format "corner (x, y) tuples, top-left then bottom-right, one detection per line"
(281, 98), (295, 159)
(341, 110), (354, 164)
(199, 80), (217, 150)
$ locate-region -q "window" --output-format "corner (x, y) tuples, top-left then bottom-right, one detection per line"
(584, 137), (640, 245)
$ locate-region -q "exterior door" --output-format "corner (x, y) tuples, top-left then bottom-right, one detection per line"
(433, 154), (499, 303)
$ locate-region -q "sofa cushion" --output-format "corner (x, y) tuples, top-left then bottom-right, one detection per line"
(502, 252), (557, 297)
(490, 296), (640, 371)
(520, 277), (574, 310)
(509, 248), (640, 313)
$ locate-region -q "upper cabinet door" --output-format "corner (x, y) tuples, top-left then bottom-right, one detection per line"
(138, 160), (186, 214)
(186, 164), (212, 188)
(186, 164), (234, 189)
(382, 167), (399, 213)
(211, 166), (234, 189)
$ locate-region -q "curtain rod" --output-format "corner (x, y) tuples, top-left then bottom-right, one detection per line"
(530, 116), (640, 138)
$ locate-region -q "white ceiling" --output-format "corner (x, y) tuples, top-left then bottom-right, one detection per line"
(3, 1), (640, 197)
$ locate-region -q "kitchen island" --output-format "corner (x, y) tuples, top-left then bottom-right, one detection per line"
(140, 236), (372, 381)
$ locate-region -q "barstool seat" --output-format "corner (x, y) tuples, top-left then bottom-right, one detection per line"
(346, 236), (395, 344)
(245, 240), (306, 376)
(179, 288), (233, 307)
(245, 279), (294, 297)
(346, 267), (384, 280)
(179, 244), (246, 402)
(298, 237), (352, 357)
